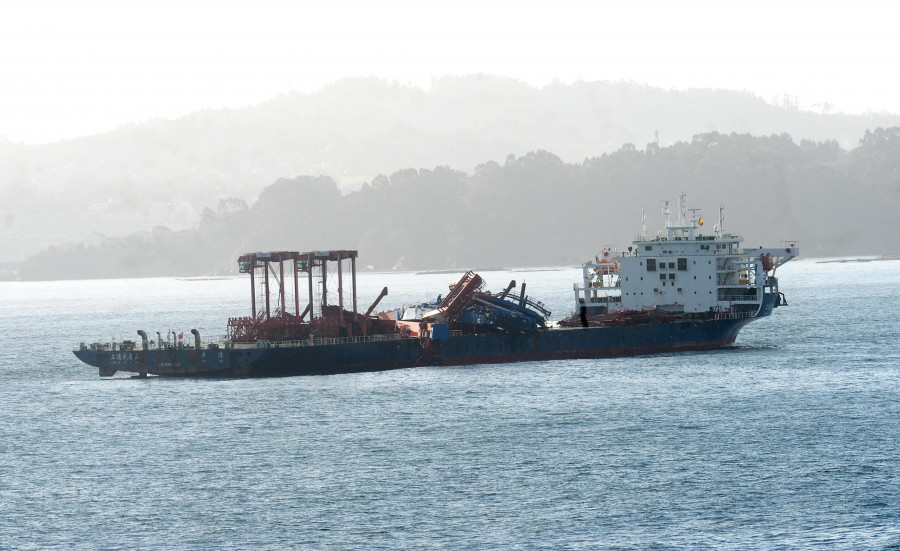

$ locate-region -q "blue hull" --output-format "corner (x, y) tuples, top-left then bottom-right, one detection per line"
(74, 313), (760, 378)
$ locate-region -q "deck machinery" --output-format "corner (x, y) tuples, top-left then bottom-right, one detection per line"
(226, 250), (394, 343)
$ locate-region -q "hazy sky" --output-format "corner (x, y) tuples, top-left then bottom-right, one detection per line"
(3, 0), (896, 144)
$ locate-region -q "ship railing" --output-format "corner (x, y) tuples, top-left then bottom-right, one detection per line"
(501, 292), (552, 318)
(75, 333), (411, 352)
(230, 332), (409, 349)
(712, 311), (755, 321)
(75, 338), (232, 352)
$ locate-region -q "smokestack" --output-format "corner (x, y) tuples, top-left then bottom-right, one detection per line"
(137, 330), (148, 351)
(191, 329), (201, 350)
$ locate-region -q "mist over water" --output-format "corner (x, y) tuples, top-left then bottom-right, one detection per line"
(1, 259), (898, 549)
(5, 80), (900, 277)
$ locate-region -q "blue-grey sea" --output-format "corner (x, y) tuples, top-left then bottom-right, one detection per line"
(1, 259), (899, 550)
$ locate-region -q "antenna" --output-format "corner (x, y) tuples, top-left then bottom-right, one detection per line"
(718, 203), (725, 237)
(641, 207), (647, 240)
(688, 208), (701, 228)
(659, 200), (671, 228)
(678, 192), (687, 227)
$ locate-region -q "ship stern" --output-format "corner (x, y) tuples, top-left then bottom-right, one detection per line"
(73, 349), (118, 377)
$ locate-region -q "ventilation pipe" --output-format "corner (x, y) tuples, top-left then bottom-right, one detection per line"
(191, 329), (201, 349)
(137, 330), (149, 351)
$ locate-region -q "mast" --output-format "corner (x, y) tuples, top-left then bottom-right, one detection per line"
(641, 207), (647, 241)
(718, 203), (725, 237)
(688, 208), (701, 230)
(660, 200), (671, 229)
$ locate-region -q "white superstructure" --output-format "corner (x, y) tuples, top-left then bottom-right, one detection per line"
(574, 195), (798, 318)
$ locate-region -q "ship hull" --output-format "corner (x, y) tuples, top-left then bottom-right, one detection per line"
(74, 314), (758, 378)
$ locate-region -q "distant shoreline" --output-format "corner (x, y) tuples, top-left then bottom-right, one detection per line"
(817, 255), (900, 264)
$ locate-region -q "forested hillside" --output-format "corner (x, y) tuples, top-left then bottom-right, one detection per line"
(3, 76), (899, 265)
(17, 129), (900, 280)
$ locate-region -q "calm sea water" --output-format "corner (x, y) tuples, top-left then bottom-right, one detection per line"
(1, 259), (898, 550)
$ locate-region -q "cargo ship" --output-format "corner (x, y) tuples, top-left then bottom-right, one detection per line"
(74, 197), (798, 377)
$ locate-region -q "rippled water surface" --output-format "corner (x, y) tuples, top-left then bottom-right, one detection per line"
(1, 259), (898, 549)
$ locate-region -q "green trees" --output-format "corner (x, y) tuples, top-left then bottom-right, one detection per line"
(16, 129), (900, 280)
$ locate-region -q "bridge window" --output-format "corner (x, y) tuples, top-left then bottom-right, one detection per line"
(678, 258), (687, 270)
(647, 259), (656, 271)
